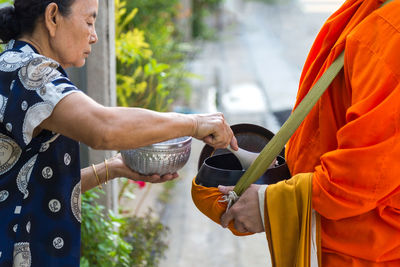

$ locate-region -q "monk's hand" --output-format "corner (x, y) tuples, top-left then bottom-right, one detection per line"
(107, 153), (179, 183)
(219, 184), (264, 233)
(191, 113), (238, 150)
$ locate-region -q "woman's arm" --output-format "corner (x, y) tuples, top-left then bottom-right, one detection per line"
(39, 92), (237, 150)
(81, 154), (178, 192)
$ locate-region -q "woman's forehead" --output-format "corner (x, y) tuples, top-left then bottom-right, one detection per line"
(71, 0), (98, 17)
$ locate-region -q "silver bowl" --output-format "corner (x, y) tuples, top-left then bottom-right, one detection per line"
(121, 136), (192, 175)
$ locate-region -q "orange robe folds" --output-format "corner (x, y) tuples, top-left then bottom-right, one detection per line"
(285, 0), (400, 265)
(191, 179), (253, 236)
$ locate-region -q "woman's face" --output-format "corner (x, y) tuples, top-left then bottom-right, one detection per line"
(51, 0), (99, 68)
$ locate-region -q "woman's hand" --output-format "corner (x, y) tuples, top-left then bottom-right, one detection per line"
(107, 153), (179, 183)
(191, 113), (238, 150)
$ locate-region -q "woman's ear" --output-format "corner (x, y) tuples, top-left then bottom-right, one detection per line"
(44, 3), (59, 37)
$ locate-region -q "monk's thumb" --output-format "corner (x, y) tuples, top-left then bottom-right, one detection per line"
(218, 185), (234, 194)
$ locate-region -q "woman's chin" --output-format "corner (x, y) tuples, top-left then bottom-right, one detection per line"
(72, 59), (86, 69)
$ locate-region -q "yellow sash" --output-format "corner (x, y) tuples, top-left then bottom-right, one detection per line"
(264, 173), (321, 267)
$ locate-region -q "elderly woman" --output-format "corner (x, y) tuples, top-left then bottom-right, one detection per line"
(0, 0), (237, 266)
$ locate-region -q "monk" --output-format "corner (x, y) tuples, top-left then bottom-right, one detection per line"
(219, 0), (400, 265)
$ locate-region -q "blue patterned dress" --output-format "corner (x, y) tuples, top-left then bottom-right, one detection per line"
(0, 40), (81, 266)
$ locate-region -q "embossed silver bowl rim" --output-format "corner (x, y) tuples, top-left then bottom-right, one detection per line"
(137, 136), (192, 151)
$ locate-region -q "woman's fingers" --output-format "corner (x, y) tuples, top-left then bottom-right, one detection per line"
(108, 153), (180, 183)
(133, 172), (179, 183)
(192, 113), (236, 149)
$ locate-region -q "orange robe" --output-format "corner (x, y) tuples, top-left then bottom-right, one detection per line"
(286, 0), (400, 265)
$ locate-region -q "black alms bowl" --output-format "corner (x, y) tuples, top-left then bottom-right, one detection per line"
(195, 153), (290, 187)
(195, 123), (291, 188)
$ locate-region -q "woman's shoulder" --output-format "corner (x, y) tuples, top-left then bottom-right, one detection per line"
(0, 40), (70, 91)
(0, 40), (45, 72)
(18, 56), (63, 91)
(1, 40), (62, 74)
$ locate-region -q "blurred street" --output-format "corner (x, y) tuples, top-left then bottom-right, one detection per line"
(159, 0), (342, 266)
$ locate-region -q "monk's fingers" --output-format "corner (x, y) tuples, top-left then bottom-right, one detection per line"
(241, 218), (264, 233)
(221, 201), (244, 228)
(220, 209), (235, 228)
(218, 185), (234, 195)
(234, 220), (249, 233)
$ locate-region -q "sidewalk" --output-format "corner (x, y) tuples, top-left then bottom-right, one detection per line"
(160, 139), (271, 267)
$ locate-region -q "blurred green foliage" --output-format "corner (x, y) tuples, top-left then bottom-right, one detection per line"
(80, 190), (132, 267)
(115, 0), (192, 111)
(192, 0), (225, 38)
(119, 211), (169, 267)
(80, 189), (169, 267)
(0, 0), (12, 5)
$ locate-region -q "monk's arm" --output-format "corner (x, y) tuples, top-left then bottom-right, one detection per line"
(312, 34), (400, 220)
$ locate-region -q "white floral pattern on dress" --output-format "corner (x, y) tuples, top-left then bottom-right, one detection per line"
(52, 237), (64, 250)
(17, 55), (77, 146)
(9, 80), (15, 91)
(64, 153), (71, 166)
(18, 57), (60, 91)
(0, 51), (35, 73)
(21, 101), (28, 111)
(0, 190), (9, 202)
(16, 155), (38, 199)
(0, 94), (7, 122)
(39, 143), (50, 153)
(0, 133), (22, 175)
(4, 39), (15, 51)
(48, 199), (61, 213)
(26, 221), (31, 234)
(39, 134), (60, 153)
(22, 101), (54, 145)
(71, 181), (81, 223)
(42, 167), (53, 179)
(13, 242), (31, 267)
(5, 123), (12, 132)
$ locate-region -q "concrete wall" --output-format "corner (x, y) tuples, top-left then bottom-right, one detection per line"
(68, 0), (118, 212)
(177, 0), (192, 41)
